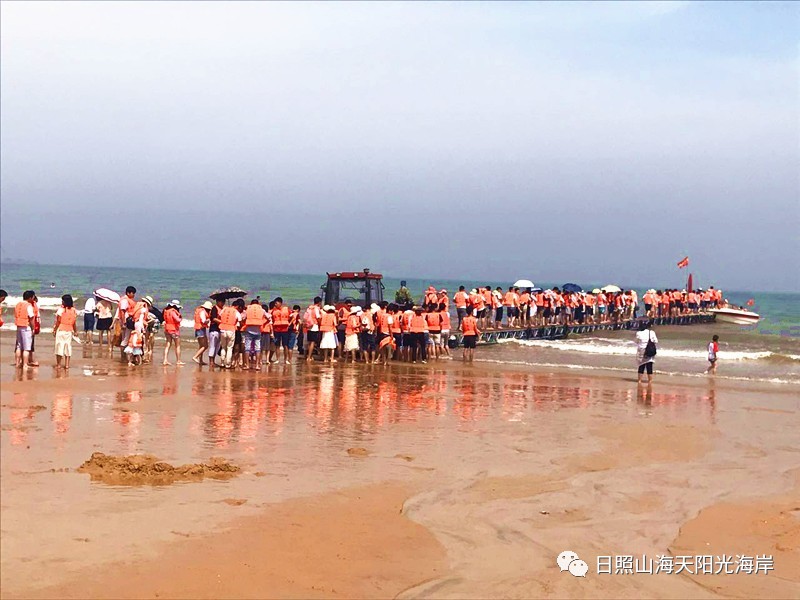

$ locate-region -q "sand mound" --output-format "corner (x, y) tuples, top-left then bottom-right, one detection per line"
(347, 447), (370, 457)
(77, 452), (240, 486)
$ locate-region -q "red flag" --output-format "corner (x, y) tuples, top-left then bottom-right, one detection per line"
(677, 256), (689, 269)
(747, 298), (755, 306)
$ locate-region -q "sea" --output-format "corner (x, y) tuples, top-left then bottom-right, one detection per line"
(1, 263), (799, 385)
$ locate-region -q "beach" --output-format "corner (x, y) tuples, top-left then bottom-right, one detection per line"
(1, 331), (798, 599)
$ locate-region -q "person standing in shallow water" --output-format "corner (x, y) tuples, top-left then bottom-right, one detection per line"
(707, 334), (719, 374)
(635, 320), (658, 384)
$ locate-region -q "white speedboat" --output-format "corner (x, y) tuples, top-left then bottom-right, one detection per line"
(710, 307), (760, 325)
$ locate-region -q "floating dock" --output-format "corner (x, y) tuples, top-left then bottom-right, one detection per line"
(447, 314), (716, 347)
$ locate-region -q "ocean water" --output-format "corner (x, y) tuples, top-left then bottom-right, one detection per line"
(1, 263), (798, 384)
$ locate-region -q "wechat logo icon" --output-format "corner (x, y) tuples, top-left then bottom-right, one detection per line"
(557, 550), (589, 577)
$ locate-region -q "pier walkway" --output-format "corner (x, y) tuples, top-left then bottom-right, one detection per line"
(447, 313), (715, 347)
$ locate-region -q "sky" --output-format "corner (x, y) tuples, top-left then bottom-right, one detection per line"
(1, 1), (798, 291)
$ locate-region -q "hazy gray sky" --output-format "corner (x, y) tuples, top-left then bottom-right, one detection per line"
(2, 1), (798, 291)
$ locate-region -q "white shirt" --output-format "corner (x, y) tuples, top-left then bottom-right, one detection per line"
(83, 297), (96, 314)
(635, 329), (658, 351)
(310, 306), (321, 331)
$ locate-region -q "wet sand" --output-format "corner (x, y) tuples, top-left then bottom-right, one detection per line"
(1, 334), (799, 598)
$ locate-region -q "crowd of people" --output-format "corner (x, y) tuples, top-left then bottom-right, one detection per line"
(1, 281), (725, 372)
(403, 283), (724, 331)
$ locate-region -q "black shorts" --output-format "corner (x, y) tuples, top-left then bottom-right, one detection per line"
(478, 308), (487, 318)
(83, 313), (95, 331)
(543, 308), (552, 318)
(234, 331), (243, 345)
(361, 332), (376, 351)
(273, 331), (290, 347)
(393, 333), (403, 348)
(402, 333), (412, 348)
(463, 335), (477, 348)
(96, 317), (112, 331)
(638, 362), (653, 375)
(495, 307), (503, 321)
(306, 330), (321, 344)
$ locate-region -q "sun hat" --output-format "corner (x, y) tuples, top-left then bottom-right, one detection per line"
(350, 306), (360, 314)
(439, 289), (447, 293)
(202, 301), (213, 310)
(142, 295), (154, 306)
(170, 299), (182, 309)
(324, 304), (335, 312)
(370, 303), (380, 312)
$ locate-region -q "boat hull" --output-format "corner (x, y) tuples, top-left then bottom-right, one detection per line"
(710, 309), (760, 326)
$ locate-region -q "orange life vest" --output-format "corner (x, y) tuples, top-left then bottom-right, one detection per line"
(440, 310), (451, 330)
(58, 307), (77, 331)
(245, 304), (265, 327)
(454, 291), (468, 308)
(194, 307), (208, 330)
(410, 314), (427, 333)
(425, 312), (441, 332)
(14, 302), (31, 327)
(345, 314), (361, 335)
(271, 306), (290, 331)
(219, 306), (239, 331)
(461, 316), (478, 335)
(320, 312), (336, 332)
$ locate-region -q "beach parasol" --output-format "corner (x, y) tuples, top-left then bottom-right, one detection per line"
(602, 284), (621, 293)
(513, 279), (535, 288)
(209, 286), (248, 301)
(94, 288), (120, 303)
(562, 283), (582, 293)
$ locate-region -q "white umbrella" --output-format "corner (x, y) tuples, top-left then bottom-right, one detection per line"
(513, 279), (535, 288)
(94, 288), (120, 303)
(602, 284), (621, 293)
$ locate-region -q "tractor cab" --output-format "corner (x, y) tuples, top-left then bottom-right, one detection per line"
(321, 269), (384, 310)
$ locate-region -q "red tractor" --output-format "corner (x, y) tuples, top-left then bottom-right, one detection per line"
(321, 268), (385, 310)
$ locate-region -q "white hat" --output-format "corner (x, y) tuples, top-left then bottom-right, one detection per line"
(142, 295), (154, 306)
(323, 304), (334, 312)
(370, 303), (380, 312)
(202, 301), (213, 310)
(350, 306), (360, 314)
(170, 299), (182, 310)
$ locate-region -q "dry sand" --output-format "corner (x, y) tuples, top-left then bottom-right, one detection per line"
(1, 333), (799, 598)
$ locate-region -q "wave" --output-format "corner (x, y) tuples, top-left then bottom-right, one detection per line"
(2, 295), (66, 310)
(476, 358), (799, 386)
(506, 338), (797, 362)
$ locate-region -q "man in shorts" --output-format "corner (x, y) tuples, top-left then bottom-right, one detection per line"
(207, 298), (225, 369)
(82, 295), (96, 344)
(14, 290), (36, 368)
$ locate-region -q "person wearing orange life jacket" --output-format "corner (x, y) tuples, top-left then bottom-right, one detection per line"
(114, 285), (138, 357)
(343, 305), (362, 362)
(319, 304), (338, 363)
(480, 286), (493, 330)
(27, 295), (42, 367)
(425, 304), (442, 360)
(336, 300), (353, 358)
(233, 299), (248, 369)
(519, 289), (532, 327)
(241, 298), (266, 370)
(14, 290), (36, 368)
(53, 294), (78, 370)
(437, 303), (452, 357)
(423, 286), (439, 309)
(453, 286), (469, 328)
(217, 299), (241, 369)
(192, 301), (213, 365)
(260, 302), (274, 365)
(287, 304), (302, 361)
(360, 303), (378, 363)
(269, 297), (292, 364)
(460, 308), (481, 362)
(503, 287), (517, 328)
(389, 303), (403, 360)
(161, 300), (184, 366)
(375, 301), (395, 364)
(407, 306), (428, 364)
(437, 289), (449, 310)
(303, 296), (323, 362)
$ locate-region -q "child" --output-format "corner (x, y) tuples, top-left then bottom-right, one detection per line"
(707, 334), (719, 374)
(162, 300), (184, 366)
(54, 294), (79, 370)
(125, 328), (144, 366)
(461, 309), (481, 362)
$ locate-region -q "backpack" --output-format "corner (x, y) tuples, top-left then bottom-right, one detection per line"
(644, 331), (657, 358)
(303, 307), (316, 329)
